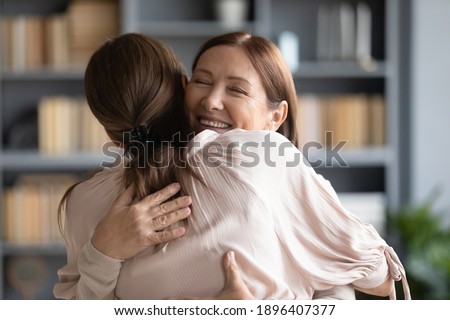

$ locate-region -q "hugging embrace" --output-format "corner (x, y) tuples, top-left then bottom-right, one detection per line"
(54, 32), (410, 300)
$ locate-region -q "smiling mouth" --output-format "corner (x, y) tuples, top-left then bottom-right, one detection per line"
(199, 118), (232, 129)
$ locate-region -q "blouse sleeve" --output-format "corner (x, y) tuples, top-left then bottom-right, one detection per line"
(76, 241), (123, 299)
(212, 130), (411, 300)
(53, 240), (122, 299)
(52, 168), (125, 300)
(276, 134), (410, 299)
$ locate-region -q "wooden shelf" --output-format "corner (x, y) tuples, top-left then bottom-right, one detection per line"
(0, 151), (118, 171)
(305, 146), (391, 168)
(295, 61), (387, 79)
(2, 243), (66, 256)
(1, 69), (84, 81)
(137, 21), (257, 37)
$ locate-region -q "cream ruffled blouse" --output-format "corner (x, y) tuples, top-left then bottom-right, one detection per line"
(54, 129), (410, 300)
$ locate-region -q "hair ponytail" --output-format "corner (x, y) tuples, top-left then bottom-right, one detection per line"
(58, 33), (191, 233)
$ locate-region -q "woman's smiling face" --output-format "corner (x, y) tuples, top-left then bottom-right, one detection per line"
(184, 45), (281, 134)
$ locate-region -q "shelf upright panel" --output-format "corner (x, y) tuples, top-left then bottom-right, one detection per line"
(385, 0), (401, 210)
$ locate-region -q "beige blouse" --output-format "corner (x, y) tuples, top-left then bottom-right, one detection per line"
(53, 129), (410, 300)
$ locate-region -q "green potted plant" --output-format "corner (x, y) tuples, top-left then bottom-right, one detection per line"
(390, 194), (450, 299)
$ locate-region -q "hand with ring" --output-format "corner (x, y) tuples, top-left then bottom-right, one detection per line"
(91, 182), (191, 260)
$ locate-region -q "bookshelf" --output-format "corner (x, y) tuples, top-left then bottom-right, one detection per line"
(120, 0), (402, 205)
(0, 0), (119, 299)
(0, 0), (406, 299)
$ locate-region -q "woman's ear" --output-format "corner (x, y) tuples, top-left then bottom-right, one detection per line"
(268, 100), (288, 131)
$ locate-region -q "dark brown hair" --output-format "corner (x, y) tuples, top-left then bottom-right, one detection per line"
(191, 32), (300, 147)
(58, 33), (190, 231)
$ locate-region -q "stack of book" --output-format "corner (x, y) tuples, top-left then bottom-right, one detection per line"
(317, 2), (375, 69)
(1, 0), (119, 71)
(298, 94), (385, 149)
(3, 174), (79, 244)
(68, 0), (120, 68)
(37, 95), (110, 154)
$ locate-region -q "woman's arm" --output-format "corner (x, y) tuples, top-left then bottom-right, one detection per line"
(54, 182), (191, 299)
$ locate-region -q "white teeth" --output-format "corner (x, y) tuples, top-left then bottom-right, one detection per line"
(200, 118), (231, 128)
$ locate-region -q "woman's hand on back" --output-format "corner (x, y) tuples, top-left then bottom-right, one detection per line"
(91, 182), (191, 260)
(215, 251), (255, 300)
(167, 251), (255, 300)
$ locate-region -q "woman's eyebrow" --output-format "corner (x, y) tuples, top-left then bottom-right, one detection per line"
(194, 68), (251, 85)
(228, 76), (251, 85)
(193, 68), (212, 76)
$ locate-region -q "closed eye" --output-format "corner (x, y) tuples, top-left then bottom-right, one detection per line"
(228, 86), (246, 95)
(191, 78), (211, 86)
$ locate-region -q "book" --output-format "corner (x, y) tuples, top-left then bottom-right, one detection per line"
(297, 94), (383, 150)
(3, 188), (15, 243)
(298, 95), (323, 148)
(3, 174), (79, 244)
(25, 16), (46, 69)
(328, 4), (340, 60)
(346, 94), (370, 148)
(339, 2), (356, 60)
(37, 96), (54, 154)
(46, 14), (70, 69)
(23, 183), (42, 243)
(316, 4), (331, 61)
(356, 2), (376, 70)
(67, 0), (119, 67)
(1, 16), (13, 69)
(368, 94), (386, 146)
(11, 15), (27, 71)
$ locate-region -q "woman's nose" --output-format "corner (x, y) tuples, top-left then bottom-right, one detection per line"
(203, 87), (224, 111)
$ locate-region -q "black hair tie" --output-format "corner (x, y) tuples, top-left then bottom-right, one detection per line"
(129, 125), (150, 144)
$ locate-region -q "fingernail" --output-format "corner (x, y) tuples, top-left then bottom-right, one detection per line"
(172, 182), (181, 190)
(228, 251), (235, 261)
